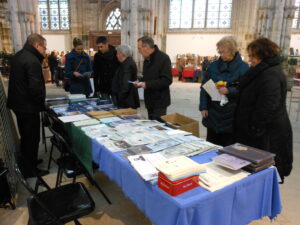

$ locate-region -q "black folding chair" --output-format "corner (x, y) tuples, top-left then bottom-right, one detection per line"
(15, 166), (95, 225)
(52, 131), (111, 204)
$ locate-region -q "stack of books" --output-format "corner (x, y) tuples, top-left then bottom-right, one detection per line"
(66, 94), (87, 102)
(154, 156), (206, 196)
(87, 110), (115, 119)
(218, 143), (275, 173)
(199, 162), (250, 192)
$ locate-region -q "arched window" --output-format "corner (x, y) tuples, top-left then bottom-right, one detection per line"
(169, 0), (232, 29)
(105, 8), (122, 30)
(293, 0), (300, 28)
(38, 0), (70, 30)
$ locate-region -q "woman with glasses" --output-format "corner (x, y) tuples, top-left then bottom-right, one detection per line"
(199, 36), (248, 146)
(65, 38), (92, 97)
(235, 38), (293, 183)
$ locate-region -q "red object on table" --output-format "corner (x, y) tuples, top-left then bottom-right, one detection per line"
(182, 69), (195, 79)
(297, 73), (300, 79)
(158, 172), (199, 196)
(172, 68), (179, 76)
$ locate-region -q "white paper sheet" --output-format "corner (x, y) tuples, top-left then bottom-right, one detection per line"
(202, 79), (222, 101)
(58, 114), (91, 123)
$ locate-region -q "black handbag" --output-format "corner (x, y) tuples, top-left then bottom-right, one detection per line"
(63, 58), (83, 92)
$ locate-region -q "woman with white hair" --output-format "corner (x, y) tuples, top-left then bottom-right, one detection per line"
(199, 36), (248, 146)
(112, 44), (140, 109)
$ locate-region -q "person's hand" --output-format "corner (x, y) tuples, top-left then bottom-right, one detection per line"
(134, 81), (146, 89)
(218, 87), (229, 95)
(85, 73), (91, 78)
(73, 71), (82, 77)
(201, 110), (208, 118)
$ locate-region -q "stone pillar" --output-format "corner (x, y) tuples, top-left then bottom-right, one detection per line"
(130, 0), (139, 60)
(8, 0), (23, 52)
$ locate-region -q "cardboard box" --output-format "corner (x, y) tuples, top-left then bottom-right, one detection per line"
(158, 172), (199, 196)
(161, 113), (199, 137)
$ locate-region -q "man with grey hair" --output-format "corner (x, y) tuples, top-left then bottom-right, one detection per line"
(7, 33), (49, 178)
(136, 36), (172, 121)
(112, 44), (140, 108)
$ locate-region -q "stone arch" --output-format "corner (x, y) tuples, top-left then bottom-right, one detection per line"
(99, 0), (121, 30)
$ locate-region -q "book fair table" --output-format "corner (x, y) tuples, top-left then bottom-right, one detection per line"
(91, 139), (281, 225)
(46, 99), (282, 225)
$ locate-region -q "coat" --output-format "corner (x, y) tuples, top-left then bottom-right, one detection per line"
(7, 43), (46, 113)
(141, 46), (172, 109)
(112, 57), (140, 109)
(65, 50), (92, 95)
(199, 53), (249, 133)
(93, 45), (119, 94)
(235, 56), (293, 179)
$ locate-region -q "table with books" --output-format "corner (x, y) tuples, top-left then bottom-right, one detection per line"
(46, 96), (282, 225)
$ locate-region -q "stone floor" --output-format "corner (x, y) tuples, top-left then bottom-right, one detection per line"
(0, 78), (300, 225)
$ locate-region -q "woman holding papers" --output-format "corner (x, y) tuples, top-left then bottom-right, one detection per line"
(199, 36), (248, 146)
(112, 44), (140, 109)
(235, 38), (293, 183)
(65, 38), (93, 97)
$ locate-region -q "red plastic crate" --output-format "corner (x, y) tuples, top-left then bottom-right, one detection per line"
(158, 172), (199, 196)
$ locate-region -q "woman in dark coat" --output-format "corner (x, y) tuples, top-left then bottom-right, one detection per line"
(65, 38), (92, 97)
(112, 44), (140, 109)
(235, 38), (293, 182)
(199, 36), (249, 146)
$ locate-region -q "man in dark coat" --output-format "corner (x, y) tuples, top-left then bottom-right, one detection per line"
(93, 36), (119, 99)
(136, 36), (172, 121)
(112, 44), (140, 109)
(235, 38), (293, 182)
(7, 33), (49, 178)
(48, 51), (59, 85)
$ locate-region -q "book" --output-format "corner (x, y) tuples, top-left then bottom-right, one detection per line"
(243, 160), (275, 173)
(154, 156), (206, 180)
(212, 153), (251, 170)
(219, 143), (275, 166)
(199, 162), (250, 192)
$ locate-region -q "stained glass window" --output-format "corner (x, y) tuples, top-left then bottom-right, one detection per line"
(106, 8), (122, 30)
(293, 0), (300, 28)
(169, 0), (232, 29)
(38, 0), (70, 30)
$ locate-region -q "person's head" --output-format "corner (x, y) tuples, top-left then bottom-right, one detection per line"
(247, 37), (280, 67)
(73, 37), (83, 54)
(137, 36), (155, 58)
(27, 33), (47, 55)
(116, 44), (132, 63)
(96, 36), (109, 53)
(216, 36), (238, 62)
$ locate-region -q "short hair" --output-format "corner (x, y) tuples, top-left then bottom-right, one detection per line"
(73, 37), (83, 48)
(116, 44), (133, 58)
(27, 33), (46, 46)
(96, 36), (108, 44)
(138, 36), (155, 48)
(216, 36), (238, 56)
(247, 37), (280, 59)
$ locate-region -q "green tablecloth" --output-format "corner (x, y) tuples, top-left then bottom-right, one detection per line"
(65, 123), (93, 176)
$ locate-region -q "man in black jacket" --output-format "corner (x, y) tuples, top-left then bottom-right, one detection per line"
(7, 33), (49, 178)
(93, 36), (119, 99)
(136, 36), (172, 121)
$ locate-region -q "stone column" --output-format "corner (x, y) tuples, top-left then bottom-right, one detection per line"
(8, 0), (23, 52)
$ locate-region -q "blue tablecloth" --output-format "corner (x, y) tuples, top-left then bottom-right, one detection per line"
(92, 139), (281, 225)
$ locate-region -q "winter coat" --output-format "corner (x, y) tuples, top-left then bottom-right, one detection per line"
(7, 43), (46, 113)
(141, 46), (172, 109)
(93, 45), (119, 94)
(65, 50), (92, 95)
(112, 57), (140, 109)
(235, 55), (293, 179)
(199, 53), (249, 133)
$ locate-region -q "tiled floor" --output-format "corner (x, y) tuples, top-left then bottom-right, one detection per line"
(0, 78), (299, 225)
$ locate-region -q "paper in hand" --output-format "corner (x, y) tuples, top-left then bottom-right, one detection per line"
(202, 79), (222, 101)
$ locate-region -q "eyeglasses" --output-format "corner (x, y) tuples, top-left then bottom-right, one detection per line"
(39, 45), (47, 50)
(248, 54), (255, 58)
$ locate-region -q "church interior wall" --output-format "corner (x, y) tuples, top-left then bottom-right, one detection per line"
(290, 34), (300, 53)
(43, 34), (72, 52)
(166, 33), (228, 63)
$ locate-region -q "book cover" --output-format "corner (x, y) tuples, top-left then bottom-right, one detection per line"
(219, 143), (275, 166)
